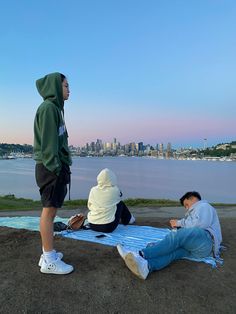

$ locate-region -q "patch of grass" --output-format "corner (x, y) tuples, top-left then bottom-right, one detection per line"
(64, 199), (88, 208)
(0, 194), (41, 210)
(211, 203), (236, 207)
(0, 194), (236, 211)
(123, 198), (180, 207)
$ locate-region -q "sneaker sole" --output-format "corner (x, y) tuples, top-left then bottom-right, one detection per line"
(124, 253), (147, 280)
(117, 245), (126, 260)
(40, 267), (74, 275)
(38, 256), (43, 267)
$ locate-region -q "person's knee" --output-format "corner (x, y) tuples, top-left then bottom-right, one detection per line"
(42, 207), (57, 220)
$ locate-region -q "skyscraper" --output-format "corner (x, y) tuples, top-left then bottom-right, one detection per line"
(166, 142), (172, 158)
(138, 142), (144, 152)
(159, 143), (164, 157)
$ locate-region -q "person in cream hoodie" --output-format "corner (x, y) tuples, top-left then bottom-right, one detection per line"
(87, 168), (135, 233)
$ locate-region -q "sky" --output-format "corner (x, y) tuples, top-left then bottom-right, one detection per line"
(0, 0), (235, 148)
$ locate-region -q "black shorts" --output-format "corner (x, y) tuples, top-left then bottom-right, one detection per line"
(35, 163), (70, 208)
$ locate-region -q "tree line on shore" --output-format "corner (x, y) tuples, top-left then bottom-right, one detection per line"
(0, 143), (33, 156)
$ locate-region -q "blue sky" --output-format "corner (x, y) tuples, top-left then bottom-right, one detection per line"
(0, 0), (235, 148)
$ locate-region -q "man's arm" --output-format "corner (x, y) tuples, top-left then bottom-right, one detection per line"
(176, 203), (214, 228)
(39, 104), (61, 175)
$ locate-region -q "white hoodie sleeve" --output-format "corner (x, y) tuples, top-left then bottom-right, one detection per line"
(87, 189), (94, 210)
(176, 202), (214, 229)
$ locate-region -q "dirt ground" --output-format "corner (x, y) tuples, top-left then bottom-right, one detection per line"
(0, 208), (236, 314)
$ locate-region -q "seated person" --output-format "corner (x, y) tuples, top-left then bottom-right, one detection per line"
(117, 191), (222, 280)
(87, 168), (135, 233)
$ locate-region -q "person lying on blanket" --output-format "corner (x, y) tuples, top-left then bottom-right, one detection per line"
(87, 168), (135, 233)
(117, 191), (222, 280)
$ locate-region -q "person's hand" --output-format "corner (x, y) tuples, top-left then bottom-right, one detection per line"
(170, 219), (178, 228)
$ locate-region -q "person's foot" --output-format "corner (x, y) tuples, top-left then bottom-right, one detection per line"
(129, 215), (136, 224)
(40, 258), (74, 275)
(124, 252), (149, 280)
(117, 244), (133, 260)
(38, 252), (63, 267)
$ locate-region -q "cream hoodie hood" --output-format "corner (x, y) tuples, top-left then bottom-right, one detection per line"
(97, 168), (117, 188)
(87, 169), (121, 224)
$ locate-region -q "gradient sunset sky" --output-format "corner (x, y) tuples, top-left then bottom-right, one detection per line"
(0, 0), (235, 148)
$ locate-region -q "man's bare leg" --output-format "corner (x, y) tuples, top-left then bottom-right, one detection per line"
(39, 206), (73, 274)
(40, 207), (57, 252)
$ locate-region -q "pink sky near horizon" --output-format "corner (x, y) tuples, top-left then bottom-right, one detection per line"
(1, 112), (234, 148)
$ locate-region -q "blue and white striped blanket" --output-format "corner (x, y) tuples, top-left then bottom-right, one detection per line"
(0, 216), (222, 267)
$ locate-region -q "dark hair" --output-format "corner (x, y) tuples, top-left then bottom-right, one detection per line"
(179, 191), (201, 206)
(60, 73), (66, 82)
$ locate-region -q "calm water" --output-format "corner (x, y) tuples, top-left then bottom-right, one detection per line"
(0, 157), (235, 203)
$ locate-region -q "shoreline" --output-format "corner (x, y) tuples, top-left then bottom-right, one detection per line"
(1, 205), (236, 218)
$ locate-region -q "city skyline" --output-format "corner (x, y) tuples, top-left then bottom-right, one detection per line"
(0, 1), (235, 148)
(1, 136), (235, 151)
(71, 137), (236, 151)
(3, 136), (235, 152)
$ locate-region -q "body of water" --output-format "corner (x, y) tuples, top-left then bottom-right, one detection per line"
(0, 157), (235, 203)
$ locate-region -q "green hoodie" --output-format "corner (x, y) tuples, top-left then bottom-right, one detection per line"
(33, 72), (72, 175)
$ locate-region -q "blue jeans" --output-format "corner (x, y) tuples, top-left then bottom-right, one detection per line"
(142, 228), (213, 272)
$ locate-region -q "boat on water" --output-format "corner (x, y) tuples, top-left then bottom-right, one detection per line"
(7, 155), (17, 159)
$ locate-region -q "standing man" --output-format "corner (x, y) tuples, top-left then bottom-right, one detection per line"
(34, 72), (73, 274)
(117, 191), (222, 279)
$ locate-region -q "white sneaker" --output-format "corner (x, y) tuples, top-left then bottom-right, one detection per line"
(124, 252), (149, 280)
(129, 215), (136, 224)
(40, 258), (74, 275)
(117, 244), (133, 260)
(38, 252), (63, 267)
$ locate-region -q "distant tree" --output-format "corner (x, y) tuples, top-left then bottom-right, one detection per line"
(0, 143), (33, 156)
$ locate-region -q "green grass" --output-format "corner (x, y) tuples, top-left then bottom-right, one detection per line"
(0, 194), (42, 210)
(122, 198), (180, 207)
(0, 194), (235, 211)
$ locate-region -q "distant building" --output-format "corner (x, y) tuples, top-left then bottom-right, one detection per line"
(112, 138), (118, 151)
(104, 142), (112, 151)
(159, 143), (164, 157)
(166, 142), (172, 158)
(91, 142), (95, 152)
(145, 144), (151, 154)
(124, 144), (130, 154)
(138, 142), (144, 152)
(150, 150), (158, 157)
(216, 144), (230, 150)
(130, 142), (136, 154)
(96, 139), (102, 152)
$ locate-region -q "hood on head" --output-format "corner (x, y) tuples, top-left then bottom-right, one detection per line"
(97, 168), (117, 188)
(36, 72), (64, 109)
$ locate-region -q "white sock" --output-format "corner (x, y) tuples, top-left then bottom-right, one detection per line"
(129, 215), (136, 224)
(42, 248), (57, 254)
(43, 250), (57, 263)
